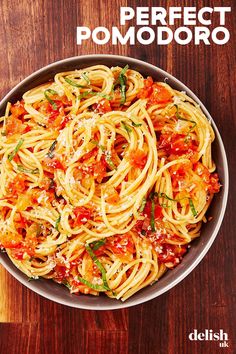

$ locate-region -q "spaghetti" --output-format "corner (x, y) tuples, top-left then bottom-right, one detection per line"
(0, 65), (220, 301)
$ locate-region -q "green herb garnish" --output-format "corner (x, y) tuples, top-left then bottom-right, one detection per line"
(85, 244), (110, 290)
(77, 91), (112, 100)
(139, 197), (147, 213)
(81, 72), (90, 84)
(121, 121), (132, 134)
(78, 276), (108, 291)
(119, 65), (129, 105)
(91, 140), (106, 152)
(8, 139), (24, 162)
(47, 140), (57, 158)
(105, 155), (117, 170)
(90, 239), (106, 251)
(64, 77), (86, 88)
(189, 198), (198, 217)
(62, 281), (71, 290)
(17, 165), (39, 174)
(174, 104), (197, 140)
(55, 215), (61, 231)
(131, 121), (142, 127)
(44, 89), (58, 110)
(157, 192), (198, 217)
(150, 193), (156, 232)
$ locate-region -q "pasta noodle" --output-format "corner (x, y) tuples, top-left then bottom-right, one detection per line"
(0, 65), (220, 301)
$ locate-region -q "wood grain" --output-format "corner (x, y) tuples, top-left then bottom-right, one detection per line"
(0, 0), (235, 353)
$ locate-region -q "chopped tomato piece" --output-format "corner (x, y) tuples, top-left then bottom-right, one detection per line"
(193, 162), (220, 193)
(137, 77), (153, 99)
(60, 115), (71, 130)
(159, 133), (198, 156)
(44, 157), (65, 171)
(8, 173), (27, 195)
(149, 84), (172, 105)
(10, 245), (35, 260)
(6, 116), (27, 136)
(171, 165), (187, 189)
(10, 101), (27, 117)
(129, 149), (147, 169)
(14, 213), (28, 229)
(73, 206), (92, 226)
(54, 264), (69, 282)
(81, 148), (98, 162)
(93, 99), (112, 114)
(105, 186), (120, 204)
(143, 200), (163, 220)
(93, 158), (107, 183)
(138, 78), (172, 105)
(107, 234), (134, 256)
(158, 244), (187, 267)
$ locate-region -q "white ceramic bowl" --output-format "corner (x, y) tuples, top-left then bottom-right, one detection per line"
(0, 55), (229, 310)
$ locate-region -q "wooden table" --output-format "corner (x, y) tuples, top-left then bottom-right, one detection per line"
(0, 1), (235, 353)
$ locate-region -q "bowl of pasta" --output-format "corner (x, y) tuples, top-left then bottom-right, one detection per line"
(0, 55), (228, 309)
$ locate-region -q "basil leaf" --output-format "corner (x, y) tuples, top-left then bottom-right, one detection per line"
(81, 72), (90, 84)
(44, 89), (58, 110)
(105, 155), (117, 170)
(47, 140), (57, 158)
(55, 215), (61, 231)
(64, 77), (86, 88)
(157, 192), (198, 217)
(150, 193), (156, 232)
(8, 139), (24, 161)
(174, 104), (197, 139)
(119, 65), (129, 105)
(139, 197), (147, 213)
(78, 276), (107, 291)
(90, 239), (106, 251)
(91, 140), (106, 152)
(131, 121), (142, 127)
(121, 121), (132, 134)
(85, 244), (110, 290)
(17, 165), (39, 174)
(189, 198), (198, 217)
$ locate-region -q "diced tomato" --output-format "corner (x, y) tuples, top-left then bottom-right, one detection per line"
(5, 116), (27, 136)
(54, 264), (69, 282)
(105, 186), (120, 204)
(11, 248), (25, 260)
(107, 234), (134, 256)
(8, 173), (27, 195)
(44, 157), (65, 171)
(193, 162), (220, 193)
(138, 77), (172, 106)
(158, 243), (187, 267)
(129, 149), (147, 169)
(93, 99), (112, 114)
(143, 200), (163, 220)
(0, 238), (22, 249)
(81, 148), (98, 162)
(73, 206), (92, 226)
(137, 77), (154, 99)
(208, 173), (221, 193)
(93, 158), (107, 182)
(59, 115), (71, 130)
(171, 166), (187, 189)
(149, 84), (172, 105)
(14, 213), (28, 229)
(10, 101), (27, 118)
(159, 133), (198, 156)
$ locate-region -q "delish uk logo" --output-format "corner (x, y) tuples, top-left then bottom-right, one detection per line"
(189, 329), (229, 348)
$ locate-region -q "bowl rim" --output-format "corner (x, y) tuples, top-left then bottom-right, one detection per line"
(0, 54), (229, 310)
